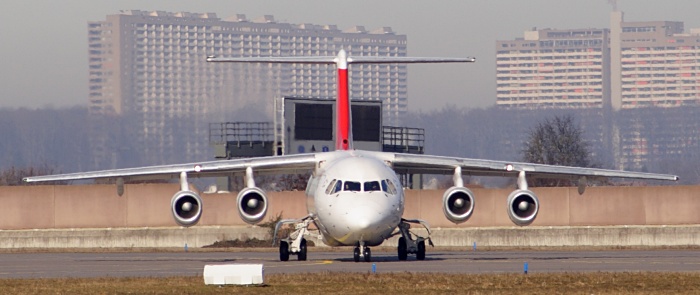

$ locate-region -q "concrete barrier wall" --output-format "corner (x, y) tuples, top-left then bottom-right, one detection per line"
(0, 226), (269, 249)
(2, 225), (697, 249)
(1, 184), (699, 230)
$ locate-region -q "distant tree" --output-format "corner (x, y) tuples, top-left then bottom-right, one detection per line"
(275, 173), (310, 191)
(522, 115), (592, 186)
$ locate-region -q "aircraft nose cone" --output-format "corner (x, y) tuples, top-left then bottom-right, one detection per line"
(346, 206), (383, 232)
(355, 218), (371, 231)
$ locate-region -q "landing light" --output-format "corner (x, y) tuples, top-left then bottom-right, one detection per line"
(194, 165), (202, 172)
(505, 164), (514, 171)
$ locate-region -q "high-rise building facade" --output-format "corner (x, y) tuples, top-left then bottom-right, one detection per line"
(497, 12), (700, 110)
(496, 28), (610, 109)
(613, 17), (700, 109)
(87, 10), (407, 168)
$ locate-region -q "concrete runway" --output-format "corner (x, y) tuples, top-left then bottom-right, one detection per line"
(1, 249), (698, 278)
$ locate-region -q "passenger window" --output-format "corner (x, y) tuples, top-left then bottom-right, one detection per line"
(343, 181), (361, 192)
(364, 181), (381, 192)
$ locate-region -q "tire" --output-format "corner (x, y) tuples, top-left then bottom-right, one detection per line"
(417, 240), (426, 261)
(398, 237), (408, 261)
(353, 247), (360, 262)
(279, 241), (290, 261)
(298, 239), (307, 261)
(363, 247), (371, 262)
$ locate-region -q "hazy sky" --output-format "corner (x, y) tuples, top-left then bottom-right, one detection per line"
(1, 0), (699, 111)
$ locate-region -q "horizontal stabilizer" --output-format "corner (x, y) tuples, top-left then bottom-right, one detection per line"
(347, 56), (475, 64)
(206, 56), (337, 64)
(206, 53), (476, 65)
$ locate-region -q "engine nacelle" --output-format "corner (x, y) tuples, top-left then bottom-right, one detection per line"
(171, 190), (203, 227)
(442, 186), (476, 224)
(506, 189), (539, 226)
(237, 187), (268, 224)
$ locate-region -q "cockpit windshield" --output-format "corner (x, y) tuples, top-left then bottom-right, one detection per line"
(343, 181), (361, 191)
(364, 181), (381, 192)
(325, 178), (398, 194)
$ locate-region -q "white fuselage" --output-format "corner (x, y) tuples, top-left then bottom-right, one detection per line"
(305, 150), (404, 247)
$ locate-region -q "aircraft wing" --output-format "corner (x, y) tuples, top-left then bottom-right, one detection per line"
(385, 153), (679, 182)
(23, 153), (318, 183)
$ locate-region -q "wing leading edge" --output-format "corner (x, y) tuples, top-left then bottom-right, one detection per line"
(23, 153), (318, 183)
(25, 151), (679, 183)
(381, 152), (679, 182)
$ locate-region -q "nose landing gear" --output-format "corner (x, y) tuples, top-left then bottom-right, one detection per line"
(353, 241), (372, 262)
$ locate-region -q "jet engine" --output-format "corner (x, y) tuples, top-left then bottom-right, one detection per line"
(442, 186), (475, 224)
(171, 190), (203, 227)
(506, 189), (539, 226)
(237, 187), (268, 224)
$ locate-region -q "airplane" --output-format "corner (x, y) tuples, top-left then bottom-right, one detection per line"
(25, 49), (679, 263)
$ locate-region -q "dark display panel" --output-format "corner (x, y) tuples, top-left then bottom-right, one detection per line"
(293, 101), (381, 142)
(352, 105), (381, 142)
(294, 103), (333, 140)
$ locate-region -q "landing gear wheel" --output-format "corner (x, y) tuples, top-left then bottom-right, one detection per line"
(298, 238), (307, 261)
(363, 247), (372, 262)
(416, 240), (426, 261)
(398, 237), (408, 261)
(353, 247), (360, 262)
(279, 241), (290, 261)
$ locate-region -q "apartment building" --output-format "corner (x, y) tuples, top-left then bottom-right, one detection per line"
(496, 28), (610, 109)
(497, 12), (700, 110)
(613, 17), (700, 109)
(87, 10), (407, 168)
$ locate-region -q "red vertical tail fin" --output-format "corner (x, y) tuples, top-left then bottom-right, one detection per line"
(335, 50), (352, 150)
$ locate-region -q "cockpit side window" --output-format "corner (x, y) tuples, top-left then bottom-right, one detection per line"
(343, 181), (361, 192)
(332, 180), (342, 194)
(364, 181), (381, 192)
(325, 179), (338, 195)
(381, 180), (389, 192)
(385, 179), (398, 195)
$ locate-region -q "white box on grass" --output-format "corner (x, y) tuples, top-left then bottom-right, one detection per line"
(203, 264), (264, 285)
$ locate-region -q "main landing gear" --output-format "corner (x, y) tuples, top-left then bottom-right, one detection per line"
(353, 241), (371, 262)
(274, 215), (316, 262)
(394, 218), (433, 261)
